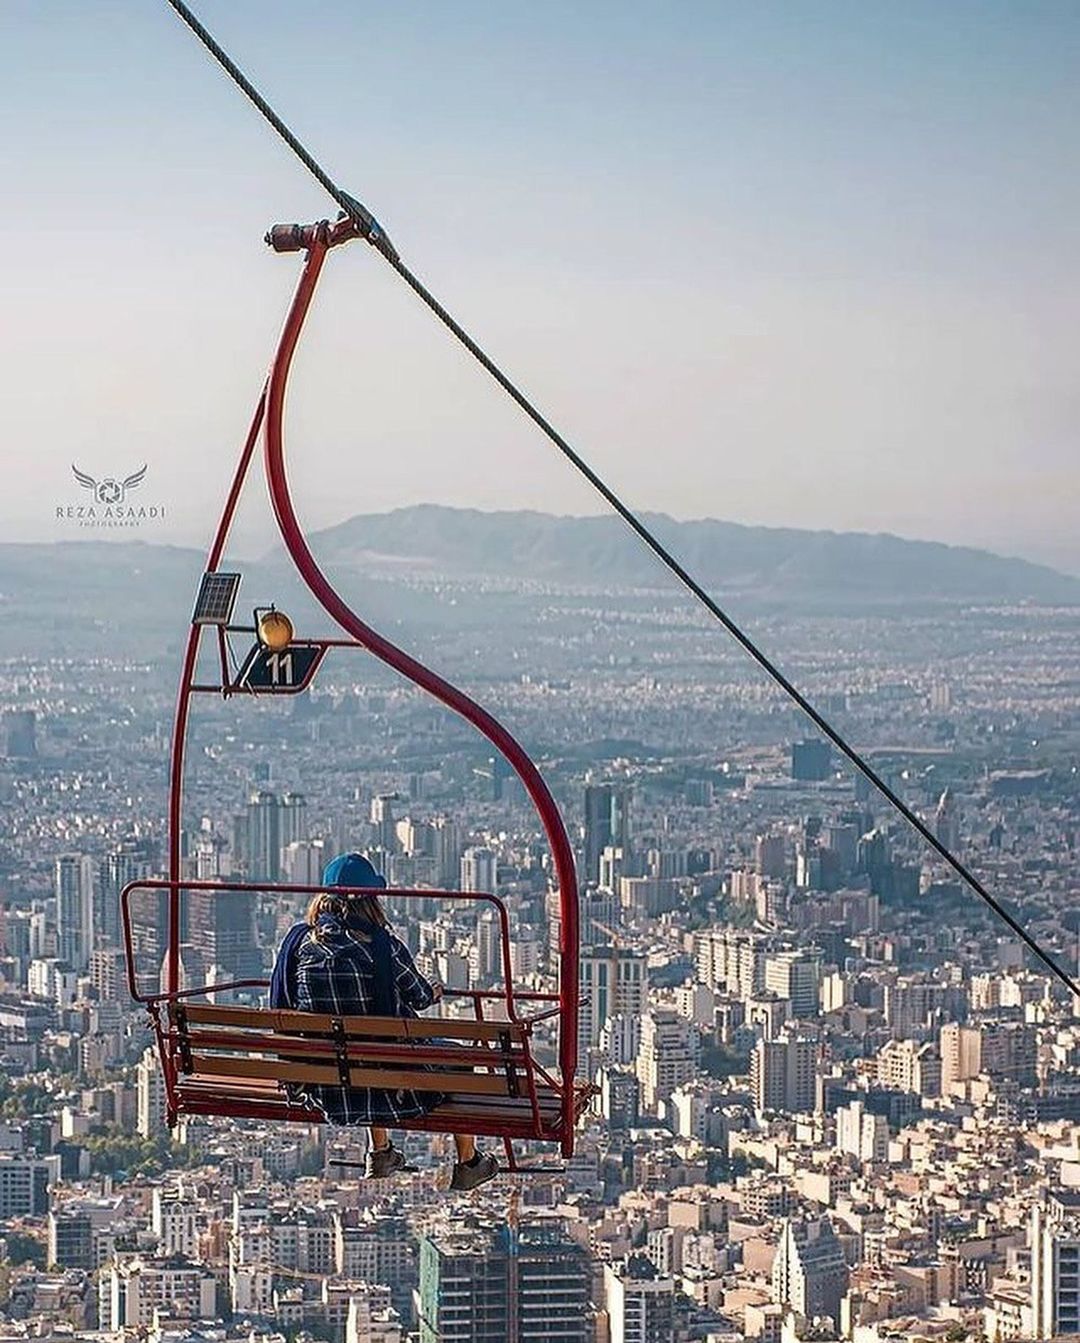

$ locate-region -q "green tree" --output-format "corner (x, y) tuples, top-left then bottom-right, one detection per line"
(1, 1079), (51, 1119)
(2, 1233), (45, 1269)
(700, 1043), (748, 1079)
(85, 1129), (172, 1178)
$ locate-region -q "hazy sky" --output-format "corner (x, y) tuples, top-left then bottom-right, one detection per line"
(2, 2), (1078, 571)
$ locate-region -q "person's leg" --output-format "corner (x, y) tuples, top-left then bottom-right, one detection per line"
(449, 1132), (498, 1190)
(365, 1126), (407, 1178)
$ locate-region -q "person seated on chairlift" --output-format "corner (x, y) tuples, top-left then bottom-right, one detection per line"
(270, 852), (498, 1191)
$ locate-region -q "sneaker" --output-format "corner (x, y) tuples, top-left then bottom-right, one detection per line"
(449, 1150), (499, 1192)
(365, 1143), (408, 1179)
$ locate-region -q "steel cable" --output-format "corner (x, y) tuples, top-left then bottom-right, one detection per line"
(163, 0), (1080, 997)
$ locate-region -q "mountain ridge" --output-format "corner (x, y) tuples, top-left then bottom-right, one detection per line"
(298, 505), (1080, 605)
(3, 510), (1075, 658)
(4, 509), (1078, 620)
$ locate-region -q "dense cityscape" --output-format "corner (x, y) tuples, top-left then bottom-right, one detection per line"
(2, 573), (1080, 1343)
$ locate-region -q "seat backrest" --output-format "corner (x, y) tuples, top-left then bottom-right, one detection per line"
(167, 1002), (530, 1098)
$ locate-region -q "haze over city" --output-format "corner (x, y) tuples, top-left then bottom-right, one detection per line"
(1, 1), (1078, 571)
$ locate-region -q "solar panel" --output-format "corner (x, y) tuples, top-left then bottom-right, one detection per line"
(192, 572), (242, 626)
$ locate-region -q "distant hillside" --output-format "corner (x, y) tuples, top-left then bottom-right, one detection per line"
(0, 541), (205, 656)
(307, 506), (1080, 605)
(1, 511), (1076, 658)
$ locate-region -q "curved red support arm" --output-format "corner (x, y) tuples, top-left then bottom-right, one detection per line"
(167, 390), (267, 998)
(262, 232), (580, 1145)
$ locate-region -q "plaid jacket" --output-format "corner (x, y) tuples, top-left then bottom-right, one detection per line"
(292, 919), (443, 1125)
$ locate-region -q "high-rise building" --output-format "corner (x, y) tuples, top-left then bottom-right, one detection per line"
(940, 1023), (981, 1091)
(473, 755), (512, 803)
(418, 1218), (590, 1343)
(693, 928), (767, 1000)
(578, 889), (623, 950)
(883, 979), (957, 1038)
(49, 1197), (124, 1269)
(346, 1292), (404, 1343)
(516, 1221), (592, 1341)
(0, 1152), (56, 1218)
(583, 784), (631, 886)
(604, 1255), (675, 1343)
(153, 1186), (198, 1257)
(1031, 1190), (1080, 1340)
(418, 1228), (506, 1341)
(598, 1067), (640, 1131)
(835, 1099), (889, 1162)
(280, 792), (307, 850)
(771, 1217), (848, 1326)
(101, 1257), (217, 1329)
(460, 847), (497, 894)
(282, 838), (327, 885)
(755, 833), (787, 879)
(55, 854), (95, 972)
(474, 908), (502, 984)
(877, 1039), (941, 1098)
(578, 946), (648, 1050)
(136, 1045), (167, 1137)
(370, 795), (399, 854)
(940, 1021), (1037, 1091)
(618, 876), (677, 919)
(751, 1034), (819, 1115)
(746, 993), (790, 1042)
(432, 817), (461, 889)
(271, 1210), (333, 1275)
(821, 823), (859, 874)
(98, 845), (156, 950)
(599, 845), (626, 894)
(48, 1207), (95, 1269)
(246, 789), (303, 882)
(335, 1212), (416, 1322)
(637, 1009), (699, 1115)
(397, 817), (434, 857)
(249, 789), (281, 879)
(764, 951), (821, 1019)
(127, 884), (169, 977)
(980, 1020), (1038, 1087)
(89, 947), (127, 1002)
(599, 1009), (642, 1063)
(187, 887), (259, 982)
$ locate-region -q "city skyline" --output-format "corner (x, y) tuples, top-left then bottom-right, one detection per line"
(3, 586), (1080, 1340)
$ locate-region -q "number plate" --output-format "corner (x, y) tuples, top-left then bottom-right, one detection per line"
(235, 643), (325, 694)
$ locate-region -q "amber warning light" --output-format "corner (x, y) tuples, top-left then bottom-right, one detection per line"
(257, 608), (294, 651)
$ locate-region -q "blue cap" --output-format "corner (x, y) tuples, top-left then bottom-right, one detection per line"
(322, 852), (387, 890)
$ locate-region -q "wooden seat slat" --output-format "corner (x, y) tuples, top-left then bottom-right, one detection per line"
(172, 1031), (526, 1070)
(187, 1054), (513, 1095)
(170, 1003), (526, 1045)
(180, 1076), (283, 1096)
(170, 1074), (591, 1139)
(174, 1077), (587, 1116)
(175, 1093), (549, 1135)
(437, 1096), (559, 1119)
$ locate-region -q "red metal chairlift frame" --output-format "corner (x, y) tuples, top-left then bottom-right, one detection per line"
(120, 879), (571, 1150)
(145, 212), (582, 1160)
